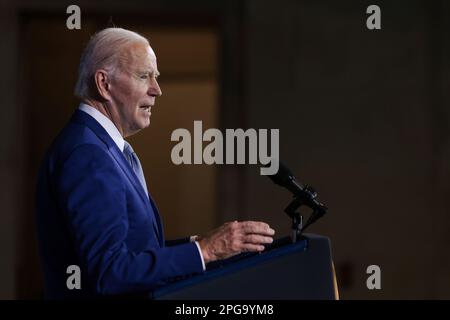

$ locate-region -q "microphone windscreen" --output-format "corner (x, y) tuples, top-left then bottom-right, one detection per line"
(267, 162), (294, 186)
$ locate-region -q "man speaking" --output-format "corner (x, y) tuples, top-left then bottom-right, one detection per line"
(35, 28), (275, 299)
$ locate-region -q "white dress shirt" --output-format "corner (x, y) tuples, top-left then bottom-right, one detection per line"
(79, 103), (125, 152)
(78, 103), (205, 271)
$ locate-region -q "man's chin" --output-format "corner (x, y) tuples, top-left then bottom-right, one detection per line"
(140, 117), (151, 129)
(127, 119), (151, 137)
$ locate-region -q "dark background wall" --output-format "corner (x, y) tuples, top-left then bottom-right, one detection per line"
(1, 0), (449, 299)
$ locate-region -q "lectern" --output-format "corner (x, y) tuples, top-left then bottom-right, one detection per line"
(152, 234), (336, 300)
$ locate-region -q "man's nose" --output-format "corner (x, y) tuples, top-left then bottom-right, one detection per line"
(148, 78), (162, 97)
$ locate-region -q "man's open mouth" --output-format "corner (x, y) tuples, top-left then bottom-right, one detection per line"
(140, 105), (152, 112)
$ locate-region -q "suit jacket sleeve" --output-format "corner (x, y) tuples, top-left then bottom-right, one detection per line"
(55, 144), (203, 295)
(165, 238), (191, 246)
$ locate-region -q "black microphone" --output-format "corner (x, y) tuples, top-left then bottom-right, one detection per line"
(267, 162), (305, 196)
(265, 162), (327, 232)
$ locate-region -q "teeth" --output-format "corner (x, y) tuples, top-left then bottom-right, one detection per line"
(141, 106), (152, 113)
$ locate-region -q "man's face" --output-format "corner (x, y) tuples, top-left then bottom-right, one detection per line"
(108, 42), (162, 137)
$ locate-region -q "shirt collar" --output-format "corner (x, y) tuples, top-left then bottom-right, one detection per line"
(78, 103), (125, 152)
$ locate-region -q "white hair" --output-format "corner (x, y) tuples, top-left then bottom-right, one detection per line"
(74, 27), (148, 99)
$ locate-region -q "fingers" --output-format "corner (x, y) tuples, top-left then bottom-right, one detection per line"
(199, 220), (276, 264)
(241, 243), (266, 252)
(239, 221), (275, 236)
(242, 234), (273, 245)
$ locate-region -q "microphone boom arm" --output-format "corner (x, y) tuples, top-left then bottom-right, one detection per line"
(264, 161), (328, 242)
(284, 184), (327, 243)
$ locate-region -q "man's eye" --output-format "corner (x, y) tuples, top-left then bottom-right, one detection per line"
(140, 75), (149, 79)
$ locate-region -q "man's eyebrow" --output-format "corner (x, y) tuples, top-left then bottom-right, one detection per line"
(141, 70), (160, 77)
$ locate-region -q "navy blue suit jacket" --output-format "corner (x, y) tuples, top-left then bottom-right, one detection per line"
(36, 110), (203, 299)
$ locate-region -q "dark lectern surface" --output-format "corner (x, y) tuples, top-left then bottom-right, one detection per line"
(152, 233), (334, 300)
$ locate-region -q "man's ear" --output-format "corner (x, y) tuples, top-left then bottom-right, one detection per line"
(94, 69), (111, 101)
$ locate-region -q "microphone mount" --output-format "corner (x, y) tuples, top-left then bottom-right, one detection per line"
(284, 184), (327, 243)
(264, 161), (328, 243)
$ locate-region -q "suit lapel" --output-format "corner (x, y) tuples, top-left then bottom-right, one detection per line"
(109, 147), (161, 242)
(109, 147), (150, 208)
(71, 110), (162, 243)
(147, 193), (164, 247)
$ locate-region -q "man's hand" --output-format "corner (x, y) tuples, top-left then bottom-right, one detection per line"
(197, 221), (275, 264)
